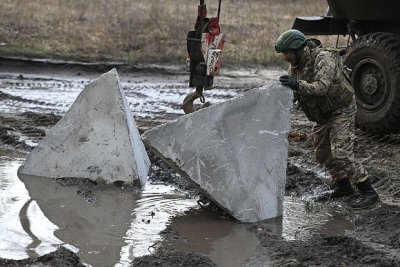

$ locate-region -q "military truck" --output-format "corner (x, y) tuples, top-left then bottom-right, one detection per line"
(292, 0), (400, 134)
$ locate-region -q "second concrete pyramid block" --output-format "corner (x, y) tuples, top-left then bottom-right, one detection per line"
(142, 83), (293, 222)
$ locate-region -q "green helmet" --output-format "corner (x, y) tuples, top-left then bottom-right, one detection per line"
(275, 29), (307, 53)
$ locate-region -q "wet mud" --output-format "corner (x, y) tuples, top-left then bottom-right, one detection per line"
(0, 59), (400, 266)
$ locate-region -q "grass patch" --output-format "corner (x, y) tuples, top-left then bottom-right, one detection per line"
(0, 0), (330, 65)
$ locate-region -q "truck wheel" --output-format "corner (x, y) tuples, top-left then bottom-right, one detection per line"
(345, 32), (400, 134)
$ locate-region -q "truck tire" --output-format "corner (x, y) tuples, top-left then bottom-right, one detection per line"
(344, 32), (400, 134)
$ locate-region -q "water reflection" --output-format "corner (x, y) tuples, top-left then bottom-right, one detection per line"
(0, 157), (70, 260)
(116, 184), (198, 266)
(0, 158), (31, 260)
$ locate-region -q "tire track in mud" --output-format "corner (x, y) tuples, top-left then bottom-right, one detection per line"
(0, 91), (48, 106)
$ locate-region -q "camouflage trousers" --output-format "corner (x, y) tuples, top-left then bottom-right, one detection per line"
(311, 97), (368, 185)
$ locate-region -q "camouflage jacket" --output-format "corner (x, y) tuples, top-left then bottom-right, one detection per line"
(289, 40), (354, 124)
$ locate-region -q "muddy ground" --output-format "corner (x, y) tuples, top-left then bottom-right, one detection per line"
(0, 59), (400, 267)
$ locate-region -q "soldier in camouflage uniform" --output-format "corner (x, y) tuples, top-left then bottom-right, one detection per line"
(275, 29), (379, 209)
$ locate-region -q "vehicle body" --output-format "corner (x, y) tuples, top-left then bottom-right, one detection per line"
(292, 0), (400, 134)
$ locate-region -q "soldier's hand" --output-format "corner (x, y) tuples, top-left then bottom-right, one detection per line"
(279, 75), (299, 91)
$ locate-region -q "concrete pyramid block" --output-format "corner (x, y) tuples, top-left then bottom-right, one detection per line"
(18, 68), (150, 187)
(142, 83), (293, 222)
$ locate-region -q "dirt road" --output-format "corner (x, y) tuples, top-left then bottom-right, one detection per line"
(0, 58), (399, 266)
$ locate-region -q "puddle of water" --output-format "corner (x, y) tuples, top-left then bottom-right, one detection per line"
(160, 195), (354, 267)
(1, 154), (199, 266)
(0, 154), (354, 266)
(163, 206), (261, 267)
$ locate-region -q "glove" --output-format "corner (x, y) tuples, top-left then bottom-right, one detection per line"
(279, 75), (299, 91)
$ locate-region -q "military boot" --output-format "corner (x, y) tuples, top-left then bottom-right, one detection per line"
(330, 178), (355, 198)
(319, 178), (355, 200)
(351, 179), (380, 209)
